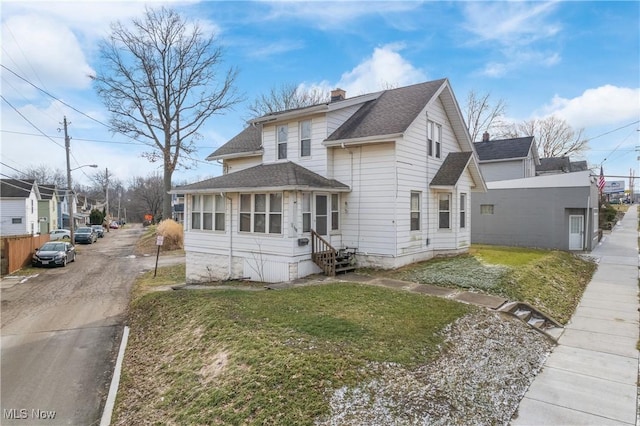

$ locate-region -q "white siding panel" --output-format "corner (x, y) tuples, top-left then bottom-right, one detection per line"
(0, 199), (30, 236)
(226, 157), (262, 174)
(480, 160), (526, 182)
(326, 104), (362, 135)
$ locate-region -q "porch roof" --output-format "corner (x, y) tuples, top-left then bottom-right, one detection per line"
(430, 152), (474, 188)
(172, 161), (350, 194)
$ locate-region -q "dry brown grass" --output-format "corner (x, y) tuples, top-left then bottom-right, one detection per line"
(156, 219), (184, 251)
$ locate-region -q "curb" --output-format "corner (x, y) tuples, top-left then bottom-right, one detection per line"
(100, 326), (130, 426)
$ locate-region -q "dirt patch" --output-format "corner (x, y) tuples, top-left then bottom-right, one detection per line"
(198, 350), (230, 384)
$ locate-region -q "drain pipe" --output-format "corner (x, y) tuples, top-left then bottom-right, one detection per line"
(222, 193), (233, 279)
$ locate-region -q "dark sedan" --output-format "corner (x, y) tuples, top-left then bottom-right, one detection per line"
(75, 227), (97, 244)
(32, 241), (76, 267)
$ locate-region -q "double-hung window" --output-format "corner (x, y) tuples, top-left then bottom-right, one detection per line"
(460, 193), (466, 229)
(410, 192), (420, 231)
(438, 193), (451, 229)
(239, 193), (283, 234)
(191, 194), (225, 231)
(300, 120), (311, 157)
(277, 125), (288, 159)
(302, 193), (311, 232)
(427, 120), (442, 159)
(331, 194), (340, 231)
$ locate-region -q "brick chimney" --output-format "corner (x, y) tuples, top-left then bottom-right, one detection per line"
(330, 88), (346, 102)
(482, 131), (490, 142)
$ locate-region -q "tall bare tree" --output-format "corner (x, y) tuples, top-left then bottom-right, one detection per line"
(464, 90), (508, 142)
(17, 164), (66, 188)
(129, 173), (164, 223)
(247, 83), (329, 118)
(506, 116), (589, 158)
(91, 7), (241, 219)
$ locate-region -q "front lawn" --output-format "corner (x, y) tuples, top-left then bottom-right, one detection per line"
(114, 283), (472, 425)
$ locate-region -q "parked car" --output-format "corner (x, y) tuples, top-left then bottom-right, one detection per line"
(91, 224), (105, 238)
(74, 227), (97, 244)
(32, 241), (76, 267)
(49, 229), (71, 241)
(109, 221), (119, 229)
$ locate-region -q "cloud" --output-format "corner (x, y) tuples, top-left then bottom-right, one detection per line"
(336, 44), (426, 96)
(539, 85), (640, 128)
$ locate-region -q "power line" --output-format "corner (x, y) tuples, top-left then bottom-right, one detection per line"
(0, 95), (65, 150)
(0, 129), (147, 146)
(1, 64), (111, 129)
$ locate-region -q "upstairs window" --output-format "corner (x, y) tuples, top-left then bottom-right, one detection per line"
(300, 120), (311, 157)
(410, 192), (420, 231)
(427, 120), (442, 159)
(277, 125), (288, 159)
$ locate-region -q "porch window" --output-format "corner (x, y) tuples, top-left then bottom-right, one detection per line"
(331, 194), (339, 230)
(277, 124), (288, 159)
(300, 120), (311, 157)
(302, 192), (311, 232)
(410, 192), (420, 231)
(239, 193), (283, 234)
(438, 193), (451, 229)
(460, 193), (466, 228)
(191, 194), (225, 231)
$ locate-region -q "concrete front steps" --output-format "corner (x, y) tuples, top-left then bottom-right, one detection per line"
(498, 301), (564, 342)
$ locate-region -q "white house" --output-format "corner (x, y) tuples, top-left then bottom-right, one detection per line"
(173, 79), (487, 283)
(473, 134), (539, 182)
(0, 179), (41, 236)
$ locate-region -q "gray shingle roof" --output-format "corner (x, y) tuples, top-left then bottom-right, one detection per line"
(473, 136), (535, 161)
(175, 162), (349, 192)
(206, 124), (262, 160)
(537, 157), (571, 172)
(570, 160), (588, 172)
(38, 184), (57, 200)
(1, 179), (36, 198)
(326, 79), (447, 141)
(430, 152), (473, 186)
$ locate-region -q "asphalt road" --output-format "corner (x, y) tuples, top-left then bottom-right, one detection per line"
(0, 224), (160, 425)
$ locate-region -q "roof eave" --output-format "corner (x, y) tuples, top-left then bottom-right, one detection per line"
(323, 133), (403, 147)
(206, 150), (263, 161)
(171, 185), (351, 194)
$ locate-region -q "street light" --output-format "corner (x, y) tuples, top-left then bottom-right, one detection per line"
(66, 163), (98, 244)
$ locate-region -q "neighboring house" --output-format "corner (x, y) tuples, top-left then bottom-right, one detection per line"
(172, 193), (185, 223)
(0, 179), (41, 236)
(471, 170), (599, 251)
(57, 189), (79, 229)
(37, 184), (60, 234)
(536, 157), (589, 175)
(173, 79), (486, 283)
(473, 134), (540, 182)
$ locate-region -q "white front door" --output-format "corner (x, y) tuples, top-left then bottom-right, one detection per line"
(569, 215), (584, 250)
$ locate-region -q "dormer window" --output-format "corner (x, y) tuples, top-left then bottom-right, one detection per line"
(277, 125), (288, 159)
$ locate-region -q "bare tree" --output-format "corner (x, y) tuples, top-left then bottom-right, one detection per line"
(91, 6), (241, 220)
(507, 116), (589, 158)
(17, 164), (66, 188)
(464, 90), (508, 142)
(129, 173), (164, 223)
(247, 82), (329, 118)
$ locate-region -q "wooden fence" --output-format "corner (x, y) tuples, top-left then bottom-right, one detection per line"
(1, 234), (50, 276)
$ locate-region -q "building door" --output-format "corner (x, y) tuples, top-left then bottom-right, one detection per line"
(315, 194), (328, 236)
(569, 215), (584, 250)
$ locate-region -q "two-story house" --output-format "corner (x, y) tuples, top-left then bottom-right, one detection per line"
(0, 179), (41, 236)
(173, 79), (486, 283)
(37, 184), (60, 234)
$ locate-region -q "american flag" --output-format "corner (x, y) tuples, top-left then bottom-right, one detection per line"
(598, 166), (606, 193)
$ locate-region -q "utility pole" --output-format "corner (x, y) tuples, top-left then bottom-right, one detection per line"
(63, 117), (75, 243)
(105, 167), (110, 222)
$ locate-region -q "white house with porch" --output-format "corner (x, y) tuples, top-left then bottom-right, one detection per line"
(173, 79), (486, 283)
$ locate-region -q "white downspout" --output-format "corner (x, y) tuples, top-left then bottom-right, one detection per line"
(222, 193), (233, 279)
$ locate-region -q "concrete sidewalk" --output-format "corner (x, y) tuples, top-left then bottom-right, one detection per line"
(512, 206), (639, 425)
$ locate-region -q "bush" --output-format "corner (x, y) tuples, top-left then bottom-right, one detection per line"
(156, 219), (183, 251)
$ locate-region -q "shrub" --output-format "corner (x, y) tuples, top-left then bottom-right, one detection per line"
(156, 219), (183, 251)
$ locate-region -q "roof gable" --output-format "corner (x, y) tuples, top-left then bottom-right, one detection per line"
(174, 161), (349, 193)
(430, 152), (473, 187)
(474, 136), (536, 162)
(326, 79), (447, 142)
(1, 179), (37, 199)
